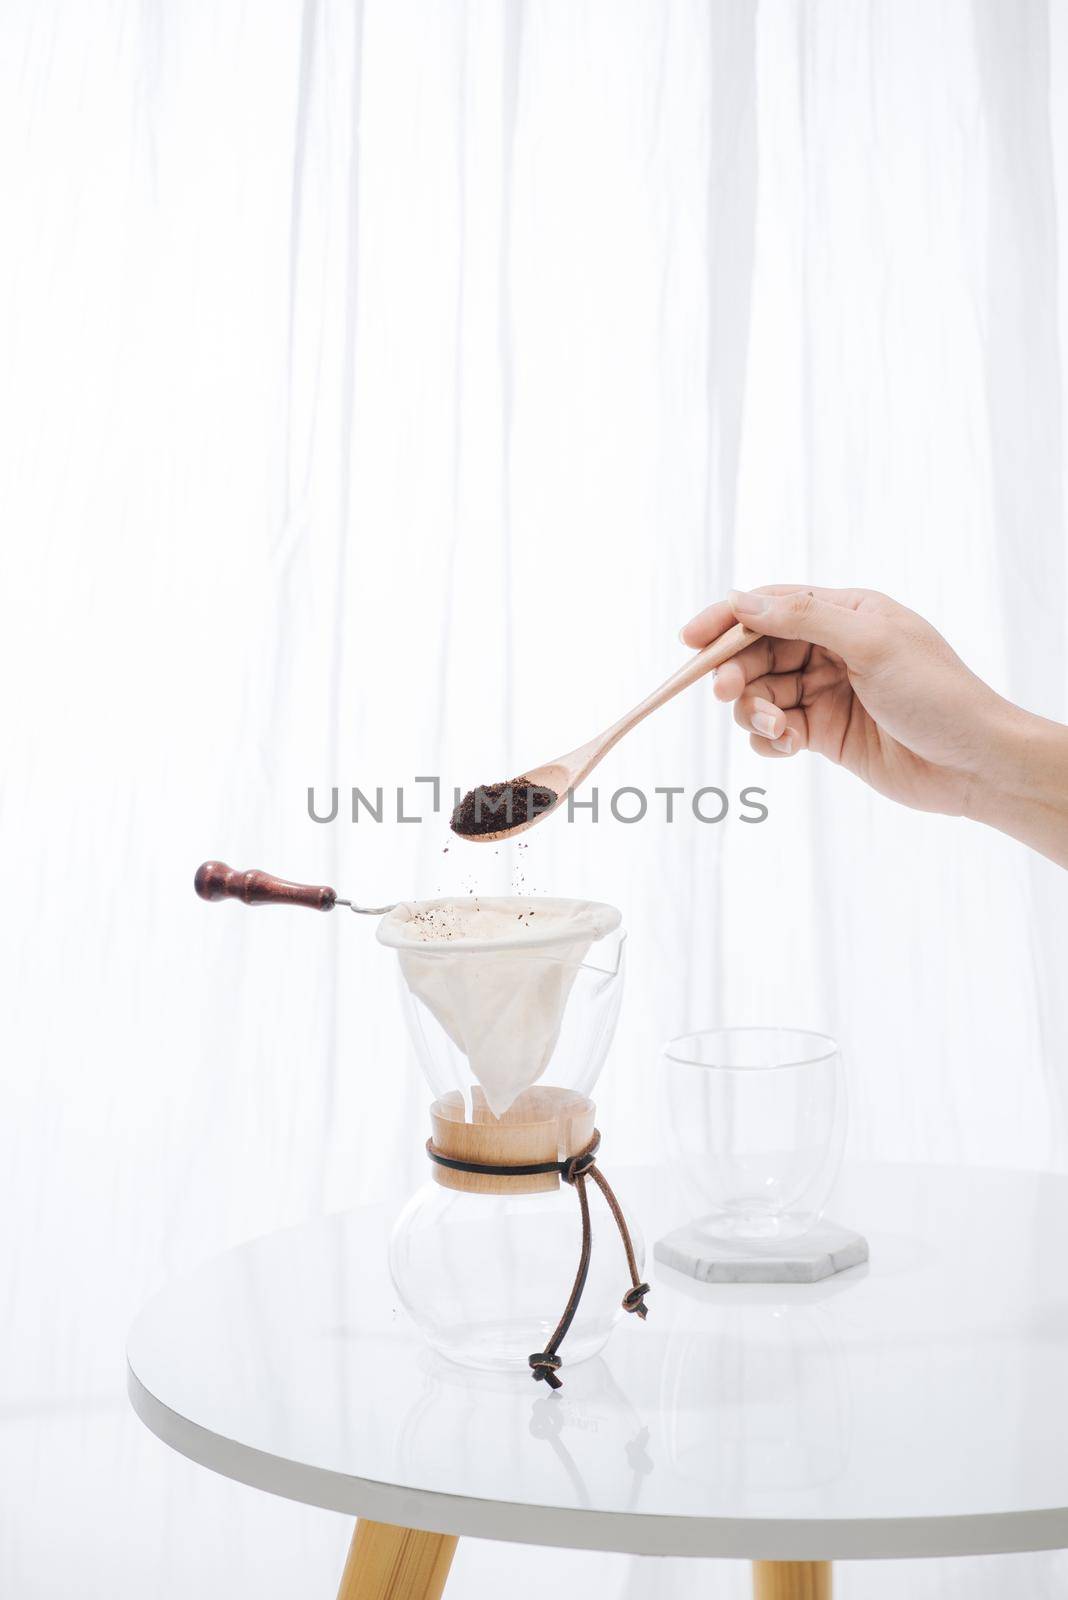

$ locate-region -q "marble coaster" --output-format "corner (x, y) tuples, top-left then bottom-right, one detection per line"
(654, 1218), (869, 1285)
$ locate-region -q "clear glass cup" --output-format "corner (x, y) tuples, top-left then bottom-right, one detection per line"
(660, 1027), (846, 1242)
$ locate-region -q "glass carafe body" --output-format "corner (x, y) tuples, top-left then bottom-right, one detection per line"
(389, 1176), (644, 1371)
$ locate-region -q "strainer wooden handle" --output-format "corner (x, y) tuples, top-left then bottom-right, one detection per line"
(194, 860), (337, 911)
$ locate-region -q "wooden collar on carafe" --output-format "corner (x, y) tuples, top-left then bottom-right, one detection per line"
(428, 1086), (596, 1195)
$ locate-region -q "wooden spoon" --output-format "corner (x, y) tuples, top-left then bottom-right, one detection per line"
(453, 620), (761, 843)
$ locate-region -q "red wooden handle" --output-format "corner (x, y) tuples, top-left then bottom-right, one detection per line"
(194, 861), (337, 912)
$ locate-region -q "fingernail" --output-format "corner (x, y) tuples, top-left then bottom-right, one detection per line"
(752, 710), (778, 737)
(772, 733), (794, 754)
(728, 589), (770, 616)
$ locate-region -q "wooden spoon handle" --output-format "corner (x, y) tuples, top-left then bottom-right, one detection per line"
(591, 621), (762, 759)
(194, 860), (337, 911)
(637, 620), (762, 708)
(677, 620), (763, 680)
(555, 620), (764, 793)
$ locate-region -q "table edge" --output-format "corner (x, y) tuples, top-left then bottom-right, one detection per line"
(126, 1357), (1068, 1561)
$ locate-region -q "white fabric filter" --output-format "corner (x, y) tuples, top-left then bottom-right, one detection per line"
(378, 898), (620, 1117)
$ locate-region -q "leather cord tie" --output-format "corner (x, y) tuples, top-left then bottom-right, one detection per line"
(425, 1128), (649, 1391)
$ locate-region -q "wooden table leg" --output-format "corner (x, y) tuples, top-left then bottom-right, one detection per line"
(336, 1519), (457, 1600)
(752, 1561), (832, 1600)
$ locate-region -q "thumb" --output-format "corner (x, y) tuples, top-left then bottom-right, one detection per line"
(728, 587), (885, 667)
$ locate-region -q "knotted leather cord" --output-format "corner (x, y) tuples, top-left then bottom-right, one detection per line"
(424, 1129), (649, 1390)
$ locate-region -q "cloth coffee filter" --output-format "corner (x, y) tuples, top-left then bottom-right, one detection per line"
(377, 897), (621, 1117)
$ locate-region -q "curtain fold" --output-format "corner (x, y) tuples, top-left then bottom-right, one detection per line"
(1, 2), (1066, 1595)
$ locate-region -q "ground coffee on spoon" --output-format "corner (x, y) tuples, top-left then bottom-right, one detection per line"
(451, 777), (558, 838)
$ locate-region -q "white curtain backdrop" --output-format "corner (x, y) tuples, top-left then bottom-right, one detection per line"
(3, 1), (1068, 1595)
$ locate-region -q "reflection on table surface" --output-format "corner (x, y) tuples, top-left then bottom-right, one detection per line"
(127, 1164), (1068, 1533)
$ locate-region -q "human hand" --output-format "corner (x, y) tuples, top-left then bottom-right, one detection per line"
(681, 586), (1013, 817)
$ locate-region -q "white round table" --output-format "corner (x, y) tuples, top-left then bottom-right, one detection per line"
(127, 1164), (1068, 1600)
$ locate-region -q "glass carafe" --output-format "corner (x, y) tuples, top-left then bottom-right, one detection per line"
(378, 898), (644, 1379)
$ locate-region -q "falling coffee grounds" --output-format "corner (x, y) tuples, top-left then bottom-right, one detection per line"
(451, 776), (558, 838)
